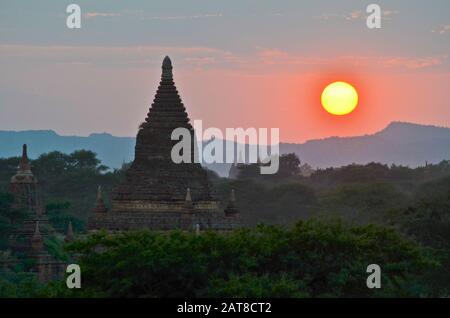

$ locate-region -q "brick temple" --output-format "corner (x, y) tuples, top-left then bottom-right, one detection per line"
(6, 145), (67, 282)
(88, 56), (240, 231)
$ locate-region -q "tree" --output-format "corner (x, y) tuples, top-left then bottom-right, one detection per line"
(69, 150), (107, 172)
(60, 221), (433, 298)
(277, 153), (301, 177)
(0, 192), (27, 249)
(45, 202), (84, 234)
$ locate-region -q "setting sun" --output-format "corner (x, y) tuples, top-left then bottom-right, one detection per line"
(321, 81), (358, 116)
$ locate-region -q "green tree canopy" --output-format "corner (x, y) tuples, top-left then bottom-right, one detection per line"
(62, 221), (433, 298)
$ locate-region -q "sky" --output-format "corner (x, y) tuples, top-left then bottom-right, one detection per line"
(0, 0), (449, 143)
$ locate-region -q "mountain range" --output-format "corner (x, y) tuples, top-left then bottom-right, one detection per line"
(0, 122), (449, 177)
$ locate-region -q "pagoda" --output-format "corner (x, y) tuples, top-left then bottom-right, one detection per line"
(9, 144), (50, 250)
(88, 56), (239, 231)
(7, 145), (65, 282)
(10, 144), (44, 217)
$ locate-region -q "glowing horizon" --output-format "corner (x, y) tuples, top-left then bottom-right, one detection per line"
(0, 1), (449, 143)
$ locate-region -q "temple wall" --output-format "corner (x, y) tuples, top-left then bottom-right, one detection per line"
(110, 200), (220, 213)
(88, 210), (240, 232)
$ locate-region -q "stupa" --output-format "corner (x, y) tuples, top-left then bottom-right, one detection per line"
(7, 145), (65, 282)
(9, 144), (50, 249)
(88, 56), (239, 231)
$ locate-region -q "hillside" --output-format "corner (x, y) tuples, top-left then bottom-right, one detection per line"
(0, 122), (449, 176)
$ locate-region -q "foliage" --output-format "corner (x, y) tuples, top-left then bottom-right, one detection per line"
(238, 153), (301, 180)
(45, 202), (85, 234)
(0, 256), (45, 298)
(319, 182), (409, 224)
(395, 176), (450, 296)
(0, 192), (27, 249)
(58, 221), (433, 298)
(216, 179), (317, 225)
(0, 151), (449, 297)
(0, 275), (35, 298)
(45, 236), (69, 262)
(0, 150), (125, 223)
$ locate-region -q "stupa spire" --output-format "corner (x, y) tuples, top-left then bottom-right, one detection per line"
(225, 189), (239, 217)
(97, 186), (103, 201)
(33, 221), (41, 238)
(136, 55), (193, 163)
(184, 187), (194, 213)
(230, 189), (236, 203)
(93, 186), (107, 214)
(19, 144), (32, 174)
(65, 221), (74, 242)
(31, 221), (43, 251)
(10, 144), (42, 215)
(237, 150), (244, 164)
(162, 56), (173, 80)
(185, 188), (192, 202)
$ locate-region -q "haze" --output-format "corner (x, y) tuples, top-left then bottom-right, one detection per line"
(0, 0), (449, 143)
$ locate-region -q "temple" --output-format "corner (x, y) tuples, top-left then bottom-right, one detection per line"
(228, 150), (245, 179)
(10, 144), (44, 217)
(88, 56), (240, 231)
(7, 145), (66, 282)
(9, 144), (50, 249)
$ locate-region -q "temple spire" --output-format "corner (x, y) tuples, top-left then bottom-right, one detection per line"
(237, 150), (244, 164)
(10, 144), (42, 215)
(93, 186), (107, 214)
(225, 189), (239, 217)
(184, 187), (194, 212)
(195, 223), (200, 235)
(31, 221), (43, 251)
(19, 144), (32, 174)
(65, 221), (74, 242)
(185, 188), (192, 202)
(33, 221), (41, 239)
(162, 56), (173, 80)
(230, 189), (236, 203)
(97, 186), (103, 201)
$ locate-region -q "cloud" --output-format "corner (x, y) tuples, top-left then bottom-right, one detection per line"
(82, 10), (222, 21)
(84, 12), (122, 19)
(345, 10), (363, 21)
(258, 49), (289, 60)
(0, 44), (236, 69)
(315, 9), (398, 22)
(431, 24), (450, 35)
(380, 56), (445, 69)
(382, 10), (399, 18)
(257, 49), (446, 70)
(0, 44), (445, 72)
(183, 57), (216, 66)
(142, 13), (223, 21)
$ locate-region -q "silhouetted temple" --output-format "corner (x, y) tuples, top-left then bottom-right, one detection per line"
(228, 151), (245, 179)
(9, 145), (50, 249)
(7, 145), (66, 282)
(10, 144), (44, 217)
(88, 56), (240, 231)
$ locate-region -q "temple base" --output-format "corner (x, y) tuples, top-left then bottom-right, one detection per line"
(88, 200), (240, 232)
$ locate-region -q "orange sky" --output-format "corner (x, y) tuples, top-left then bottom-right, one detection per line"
(178, 66), (450, 142)
(1, 51), (449, 143)
(0, 1), (449, 143)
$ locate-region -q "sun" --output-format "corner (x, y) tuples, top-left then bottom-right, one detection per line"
(321, 81), (358, 116)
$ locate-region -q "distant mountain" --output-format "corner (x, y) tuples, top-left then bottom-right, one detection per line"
(280, 122), (450, 169)
(0, 122), (449, 177)
(0, 130), (135, 169)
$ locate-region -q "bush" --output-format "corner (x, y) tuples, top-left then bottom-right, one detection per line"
(60, 221), (434, 298)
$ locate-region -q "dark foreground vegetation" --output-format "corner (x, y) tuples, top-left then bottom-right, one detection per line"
(0, 151), (449, 297)
(4, 222), (438, 298)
